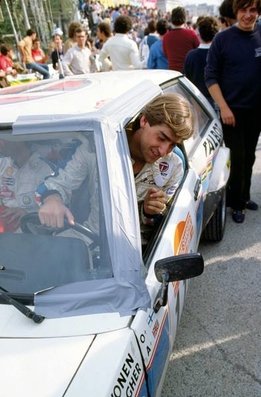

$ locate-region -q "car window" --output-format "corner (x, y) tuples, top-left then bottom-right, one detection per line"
(123, 114), (187, 257)
(0, 131), (113, 295)
(162, 79), (210, 156)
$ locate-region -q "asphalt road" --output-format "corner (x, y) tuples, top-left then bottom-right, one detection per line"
(162, 136), (261, 397)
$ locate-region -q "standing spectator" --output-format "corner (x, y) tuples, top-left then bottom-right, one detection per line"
(163, 7), (200, 72)
(32, 38), (48, 64)
(219, 0), (237, 28)
(145, 19), (159, 48)
(64, 22), (82, 54)
(95, 21), (112, 49)
(139, 19), (159, 64)
(51, 34), (64, 71)
(90, 1), (103, 36)
(147, 19), (169, 70)
(183, 16), (219, 106)
(99, 15), (144, 70)
(205, 0), (261, 223)
(139, 27), (149, 63)
(62, 28), (92, 76)
(18, 29), (50, 79)
(95, 21), (112, 71)
(111, 6), (121, 29)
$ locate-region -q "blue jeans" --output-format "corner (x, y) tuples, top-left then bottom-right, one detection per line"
(26, 62), (50, 79)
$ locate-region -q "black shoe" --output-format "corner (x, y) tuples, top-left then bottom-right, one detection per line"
(232, 210), (245, 223)
(245, 200), (258, 210)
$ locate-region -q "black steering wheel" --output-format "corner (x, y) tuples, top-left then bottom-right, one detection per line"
(20, 212), (99, 246)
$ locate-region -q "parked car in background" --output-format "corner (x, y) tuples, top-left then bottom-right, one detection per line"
(0, 70), (229, 397)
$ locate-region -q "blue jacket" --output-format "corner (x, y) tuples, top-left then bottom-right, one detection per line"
(147, 40), (168, 70)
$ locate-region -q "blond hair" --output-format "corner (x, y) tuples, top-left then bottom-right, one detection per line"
(142, 93), (194, 142)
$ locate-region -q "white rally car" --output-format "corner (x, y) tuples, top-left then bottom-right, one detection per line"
(0, 70), (229, 397)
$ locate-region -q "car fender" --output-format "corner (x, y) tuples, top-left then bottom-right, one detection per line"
(64, 328), (148, 397)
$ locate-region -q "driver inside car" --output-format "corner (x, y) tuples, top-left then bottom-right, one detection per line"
(0, 140), (55, 232)
(36, 93), (193, 241)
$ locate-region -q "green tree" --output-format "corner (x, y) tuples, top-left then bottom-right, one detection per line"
(0, 0), (79, 48)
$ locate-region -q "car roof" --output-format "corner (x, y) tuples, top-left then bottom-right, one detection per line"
(0, 70), (181, 125)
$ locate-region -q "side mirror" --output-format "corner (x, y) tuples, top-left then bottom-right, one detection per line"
(153, 253), (204, 312)
(155, 253), (204, 282)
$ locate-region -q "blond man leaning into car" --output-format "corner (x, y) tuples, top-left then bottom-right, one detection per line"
(37, 93), (193, 231)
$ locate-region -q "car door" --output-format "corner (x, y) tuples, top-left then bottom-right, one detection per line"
(130, 77), (216, 397)
(130, 153), (202, 397)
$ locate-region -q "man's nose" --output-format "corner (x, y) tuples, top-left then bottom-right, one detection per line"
(245, 9), (254, 17)
(159, 142), (173, 157)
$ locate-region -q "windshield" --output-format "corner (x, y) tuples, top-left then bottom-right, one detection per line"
(0, 131), (113, 295)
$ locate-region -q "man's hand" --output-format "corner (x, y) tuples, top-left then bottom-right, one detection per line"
(143, 188), (167, 216)
(220, 105), (236, 127)
(39, 194), (74, 228)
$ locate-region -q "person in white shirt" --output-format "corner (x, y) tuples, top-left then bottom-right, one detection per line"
(99, 15), (145, 71)
(62, 28), (91, 76)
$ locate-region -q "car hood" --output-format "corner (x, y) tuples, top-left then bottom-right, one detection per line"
(0, 305), (132, 396)
(0, 304), (130, 337)
(0, 335), (94, 397)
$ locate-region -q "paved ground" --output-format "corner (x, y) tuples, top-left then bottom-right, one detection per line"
(162, 137), (261, 397)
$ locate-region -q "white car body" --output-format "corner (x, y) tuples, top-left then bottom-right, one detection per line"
(0, 70), (230, 397)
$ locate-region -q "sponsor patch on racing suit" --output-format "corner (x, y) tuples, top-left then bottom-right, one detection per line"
(0, 153), (53, 211)
(135, 151), (184, 205)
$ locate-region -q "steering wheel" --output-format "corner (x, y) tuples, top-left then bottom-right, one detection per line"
(20, 212), (99, 247)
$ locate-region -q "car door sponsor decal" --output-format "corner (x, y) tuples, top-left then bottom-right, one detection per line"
(144, 309), (168, 369)
(203, 124), (222, 157)
(142, 310), (169, 395)
(110, 352), (144, 397)
(174, 213), (194, 254)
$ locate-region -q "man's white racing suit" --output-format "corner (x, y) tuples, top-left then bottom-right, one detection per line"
(36, 139), (98, 233)
(0, 152), (53, 211)
(135, 151), (184, 226)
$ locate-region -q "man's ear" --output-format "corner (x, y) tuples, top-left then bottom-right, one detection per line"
(140, 115), (147, 127)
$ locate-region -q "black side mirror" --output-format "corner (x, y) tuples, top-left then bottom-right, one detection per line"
(155, 253), (204, 283)
(153, 253), (204, 312)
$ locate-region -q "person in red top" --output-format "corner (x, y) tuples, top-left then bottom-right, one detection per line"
(32, 38), (48, 64)
(163, 7), (200, 72)
(0, 45), (17, 76)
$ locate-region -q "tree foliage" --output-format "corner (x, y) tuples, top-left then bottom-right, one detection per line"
(0, 0), (78, 47)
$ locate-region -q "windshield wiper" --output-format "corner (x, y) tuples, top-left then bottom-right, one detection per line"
(0, 286), (45, 324)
